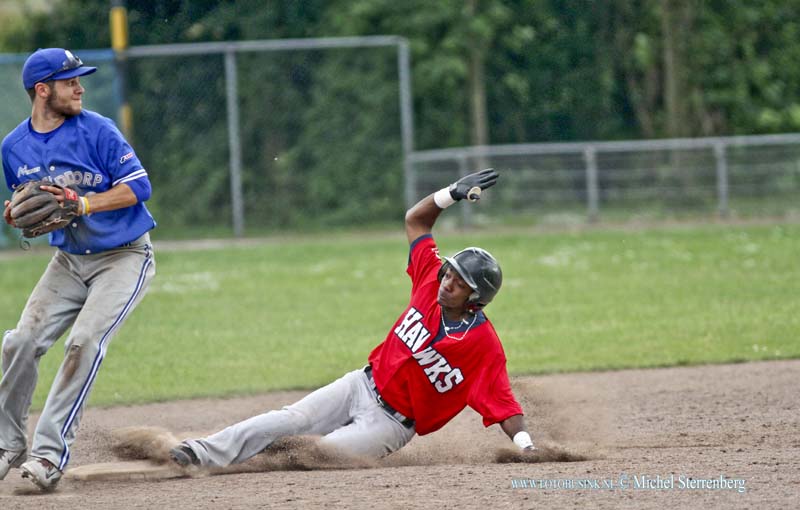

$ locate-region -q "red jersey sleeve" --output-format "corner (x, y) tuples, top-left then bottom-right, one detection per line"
(467, 353), (524, 427)
(407, 234), (441, 292)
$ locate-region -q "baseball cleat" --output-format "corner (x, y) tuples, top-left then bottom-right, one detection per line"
(0, 449), (27, 480)
(169, 444), (200, 467)
(20, 457), (62, 491)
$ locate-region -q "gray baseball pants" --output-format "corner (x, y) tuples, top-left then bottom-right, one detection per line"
(0, 234), (155, 471)
(185, 368), (416, 467)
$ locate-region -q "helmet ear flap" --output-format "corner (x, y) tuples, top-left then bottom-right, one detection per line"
(465, 300), (483, 314)
(465, 292), (482, 314)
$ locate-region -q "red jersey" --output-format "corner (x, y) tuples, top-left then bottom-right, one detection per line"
(367, 235), (523, 435)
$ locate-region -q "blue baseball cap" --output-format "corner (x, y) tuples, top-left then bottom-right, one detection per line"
(22, 48), (97, 89)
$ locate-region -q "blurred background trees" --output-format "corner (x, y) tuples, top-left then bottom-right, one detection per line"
(2, 0), (799, 231)
(5, 0), (800, 145)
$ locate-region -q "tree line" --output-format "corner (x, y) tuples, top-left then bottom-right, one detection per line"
(2, 0), (798, 230)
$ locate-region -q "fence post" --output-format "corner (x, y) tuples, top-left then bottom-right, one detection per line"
(398, 39), (416, 210)
(713, 143), (729, 217)
(584, 146), (599, 222)
(458, 153), (474, 226)
(224, 48), (245, 237)
(110, 0), (133, 139)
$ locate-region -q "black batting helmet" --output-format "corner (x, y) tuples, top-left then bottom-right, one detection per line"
(437, 247), (502, 311)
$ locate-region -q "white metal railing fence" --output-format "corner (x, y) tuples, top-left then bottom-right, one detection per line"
(408, 133), (800, 224)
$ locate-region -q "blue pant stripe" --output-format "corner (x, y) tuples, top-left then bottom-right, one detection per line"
(57, 252), (153, 470)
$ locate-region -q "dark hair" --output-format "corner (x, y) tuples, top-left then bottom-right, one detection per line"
(26, 81), (54, 102)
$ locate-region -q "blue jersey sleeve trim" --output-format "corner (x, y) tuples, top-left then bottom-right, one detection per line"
(408, 233), (433, 265)
(113, 169), (148, 186)
(119, 173), (152, 202)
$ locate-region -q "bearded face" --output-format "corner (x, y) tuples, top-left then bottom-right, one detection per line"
(43, 77), (84, 118)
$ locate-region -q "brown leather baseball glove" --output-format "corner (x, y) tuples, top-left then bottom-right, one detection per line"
(9, 180), (81, 238)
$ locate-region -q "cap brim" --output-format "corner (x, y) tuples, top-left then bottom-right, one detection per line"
(51, 66), (97, 82)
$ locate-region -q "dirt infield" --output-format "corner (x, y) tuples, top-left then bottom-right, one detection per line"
(1, 360), (797, 509)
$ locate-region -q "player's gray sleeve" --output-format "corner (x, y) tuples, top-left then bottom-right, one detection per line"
(185, 369), (415, 467)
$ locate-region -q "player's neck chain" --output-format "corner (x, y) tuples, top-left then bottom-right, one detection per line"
(441, 310), (478, 341)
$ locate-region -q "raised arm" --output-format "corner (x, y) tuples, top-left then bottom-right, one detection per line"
(404, 168), (499, 244)
(404, 192), (441, 244)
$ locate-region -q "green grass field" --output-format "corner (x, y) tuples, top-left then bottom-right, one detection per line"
(0, 223), (797, 409)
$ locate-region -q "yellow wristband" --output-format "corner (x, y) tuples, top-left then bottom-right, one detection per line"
(81, 196), (91, 215)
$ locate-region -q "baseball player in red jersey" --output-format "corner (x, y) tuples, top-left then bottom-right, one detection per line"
(170, 169), (535, 468)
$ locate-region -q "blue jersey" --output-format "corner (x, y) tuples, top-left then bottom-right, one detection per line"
(2, 110), (155, 254)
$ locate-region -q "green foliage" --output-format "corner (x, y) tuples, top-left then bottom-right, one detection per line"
(4, 1), (800, 228)
(691, 1), (800, 134)
(0, 224), (797, 408)
(6, 0), (800, 143)
(328, 0), (505, 148)
(281, 49), (404, 225)
(126, 54), (231, 229)
(0, 0), (109, 50)
(131, 1), (405, 229)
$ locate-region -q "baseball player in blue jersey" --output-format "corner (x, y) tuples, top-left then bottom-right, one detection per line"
(0, 48), (156, 491)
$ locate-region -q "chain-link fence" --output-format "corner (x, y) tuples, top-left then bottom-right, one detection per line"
(2, 39), (800, 249)
(0, 38), (411, 246)
(123, 37), (412, 238)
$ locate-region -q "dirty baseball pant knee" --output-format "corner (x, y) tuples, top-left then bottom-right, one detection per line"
(0, 240), (154, 470)
(31, 243), (155, 471)
(187, 369), (415, 467)
(0, 254), (85, 453)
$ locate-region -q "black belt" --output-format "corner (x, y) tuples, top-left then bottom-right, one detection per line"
(364, 366), (415, 429)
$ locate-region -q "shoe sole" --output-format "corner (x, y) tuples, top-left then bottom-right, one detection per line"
(0, 453), (27, 481)
(21, 466), (59, 492)
(169, 450), (193, 468)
